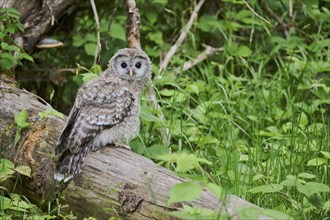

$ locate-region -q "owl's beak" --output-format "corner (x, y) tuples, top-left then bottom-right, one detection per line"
(129, 69), (133, 77)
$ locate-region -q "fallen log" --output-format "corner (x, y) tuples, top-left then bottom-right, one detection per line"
(0, 76), (271, 219)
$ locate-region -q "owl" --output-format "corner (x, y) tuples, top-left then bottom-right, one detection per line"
(54, 48), (151, 182)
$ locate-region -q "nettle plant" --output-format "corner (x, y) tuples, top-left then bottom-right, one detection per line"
(0, 8), (33, 75)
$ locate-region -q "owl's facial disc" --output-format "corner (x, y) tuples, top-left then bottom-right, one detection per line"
(132, 56), (148, 78)
(114, 55), (149, 79)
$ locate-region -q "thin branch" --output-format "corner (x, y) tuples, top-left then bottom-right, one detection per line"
(243, 0), (271, 25)
(159, 0), (206, 72)
(174, 45), (224, 74)
(258, 0), (289, 37)
(105, 2), (118, 50)
(289, 0), (293, 17)
(90, 0), (101, 64)
(125, 0), (141, 49)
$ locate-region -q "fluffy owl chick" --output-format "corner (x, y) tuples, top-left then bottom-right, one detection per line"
(54, 48), (151, 182)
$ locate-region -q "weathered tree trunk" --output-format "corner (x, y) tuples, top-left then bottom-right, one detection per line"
(0, 0), (81, 52)
(0, 77), (269, 219)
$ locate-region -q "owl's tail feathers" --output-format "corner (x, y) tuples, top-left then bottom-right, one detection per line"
(54, 149), (86, 183)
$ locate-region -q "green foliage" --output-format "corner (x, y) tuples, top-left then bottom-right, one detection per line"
(158, 152), (212, 173)
(38, 109), (65, 119)
(168, 182), (202, 204)
(0, 159), (39, 218)
(12, 0), (330, 219)
(169, 204), (222, 220)
(0, 8), (33, 74)
(14, 110), (30, 147)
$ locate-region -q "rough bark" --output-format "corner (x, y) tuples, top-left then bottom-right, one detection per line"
(0, 76), (271, 219)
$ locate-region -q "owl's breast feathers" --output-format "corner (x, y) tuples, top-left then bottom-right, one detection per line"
(56, 78), (136, 156)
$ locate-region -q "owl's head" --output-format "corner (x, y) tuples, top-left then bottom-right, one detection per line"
(106, 48), (151, 85)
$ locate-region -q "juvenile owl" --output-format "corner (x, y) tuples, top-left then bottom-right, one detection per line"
(54, 48), (151, 182)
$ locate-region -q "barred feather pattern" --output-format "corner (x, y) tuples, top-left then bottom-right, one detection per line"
(55, 48), (151, 182)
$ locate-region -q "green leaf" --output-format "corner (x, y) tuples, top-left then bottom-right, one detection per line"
(262, 209), (293, 220)
(169, 205), (219, 220)
(307, 158), (328, 166)
(14, 110), (30, 128)
(81, 72), (99, 82)
(19, 53), (34, 62)
(1, 42), (19, 51)
(0, 54), (17, 69)
(234, 45), (252, 57)
(148, 31), (163, 46)
(0, 195), (11, 210)
(14, 128), (21, 147)
(186, 84), (200, 95)
(159, 89), (175, 97)
(248, 184), (283, 194)
(299, 112), (308, 128)
(207, 183), (225, 201)
(73, 35), (85, 47)
(324, 201), (330, 211)
(140, 108), (163, 123)
(38, 109), (64, 119)
(308, 193), (324, 208)
(0, 159), (15, 176)
(14, 165), (31, 177)
(84, 43), (96, 56)
(320, 151), (330, 159)
(158, 152), (212, 173)
(168, 182), (202, 204)
(146, 11), (157, 24)
(198, 15), (219, 32)
(297, 182), (330, 197)
(110, 23), (126, 41)
(145, 144), (169, 158)
(90, 64), (102, 74)
(237, 206), (263, 220)
(130, 139), (146, 155)
(298, 172), (316, 179)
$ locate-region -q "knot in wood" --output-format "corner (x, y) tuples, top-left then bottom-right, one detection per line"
(118, 184), (143, 214)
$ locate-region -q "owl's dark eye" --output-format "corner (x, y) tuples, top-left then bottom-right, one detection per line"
(121, 62), (127, 68)
(135, 62), (142, 69)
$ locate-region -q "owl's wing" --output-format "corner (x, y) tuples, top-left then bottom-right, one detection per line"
(56, 80), (134, 155)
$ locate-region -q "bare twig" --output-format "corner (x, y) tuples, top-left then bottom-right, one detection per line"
(46, 0), (55, 26)
(174, 45), (224, 74)
(289, 0), (293, 17)
(90, 0), (101, 64)
(258, 0), (289, 37)
(159, 0), (206, 72)
(243, 0), (270, 25)
(105, 3), (118, 50)
(125, 0), (141, 49)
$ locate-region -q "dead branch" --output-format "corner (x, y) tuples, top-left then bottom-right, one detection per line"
(159, 0), (206, 72)
(243, 0), (270, 25)
(258, 0), (289, 37)
(174, 45), (224, 74)
(125, 0), (141, 49)
(90, 0), (101, 64)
